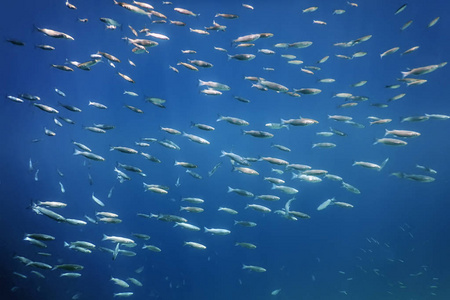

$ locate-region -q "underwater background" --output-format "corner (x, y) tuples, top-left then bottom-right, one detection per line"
(1, 0), (450, 299)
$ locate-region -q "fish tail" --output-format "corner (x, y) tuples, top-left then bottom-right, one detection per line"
(102, 234), (109, 241)
(73, 149), (81, 156)
(32, 24), (41, 33)
(380, 158), (390, 170)
(401, 71), (409, 78)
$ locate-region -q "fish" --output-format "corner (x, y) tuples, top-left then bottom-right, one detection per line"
(242, 264), (266, 272)
(174, 222), (200, 231)
(31, 204), (66, 222)
(33, 103), (59, 114)
(35, 26), (74, 40)
(395, 4), (407, 15)
(428, 17), (440, 28)
(174, 7), (198, 17)
(110, 146), (138, 154)
(272, 184), (298, 194)
(373, 138), (407, 146)
(217, 115), (249, 126)
(227, 54), (256, 61)
(391, 173), (435, 183)
(342, 182), (361, 194)
(416, 165), (437, 174)
(204, 227), (231, 235)
(183, 132), (210, 145)
(92, 192), (105, 207)
(233, 167), (259, 176)
(189, 28), (209, 35)
(234, 221), (257, 227)
(302, 7), (318, 13)
(317, 198), (334, 210)
(282, 118), (318, 126)
(215, 13), (239, 19)
(243, 130), (274, 138)
(198, 80), (229, 91)
(292, 174), (322, 183)
(385, 129), (420, 138)
(6, 95), (24, 103)
(208, 162), (222, 177)
(114, 292), (134, 298)
(313, 20), (327, 25)
(113, 0), (150, 16)
(401, 64), (441, 78)
(228, 187), (254, 197)
(73, 149), (105, 161)
(117, 72), (134, 83)
(312, 143), (336, 149)
(353, 158), (389, 171)
(233, 34), (260, 44)
(102, 235), (135, 244)
(245, 204), (271, 213)
(236, 242), (256, 249)
(218, 207), (238, 215)
(184, 242), (206, 249)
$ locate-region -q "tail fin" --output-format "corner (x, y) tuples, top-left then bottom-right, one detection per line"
(380, 158), (389, 171)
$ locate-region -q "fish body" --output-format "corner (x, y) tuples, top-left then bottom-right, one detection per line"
(242, 264), (266, 272)
(35, 26), (74, 40)
(227, 54), (256, 61)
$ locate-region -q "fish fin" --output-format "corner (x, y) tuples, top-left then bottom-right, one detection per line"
(380, 158), (389, 170)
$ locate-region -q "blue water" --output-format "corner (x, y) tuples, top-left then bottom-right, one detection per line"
(1, 0), (450, 299)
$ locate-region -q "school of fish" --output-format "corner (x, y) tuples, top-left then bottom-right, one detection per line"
(4, 0), (448, 298)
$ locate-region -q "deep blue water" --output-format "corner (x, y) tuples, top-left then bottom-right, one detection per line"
(1, 0), (450, 299)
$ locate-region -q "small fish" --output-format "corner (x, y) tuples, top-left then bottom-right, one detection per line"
(395, 4), (407, 15)
(401, 20), (413, 31)
(380, 47), (399, 59)
(117, 72), (134, 83)
(428, 17), (440, 28)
